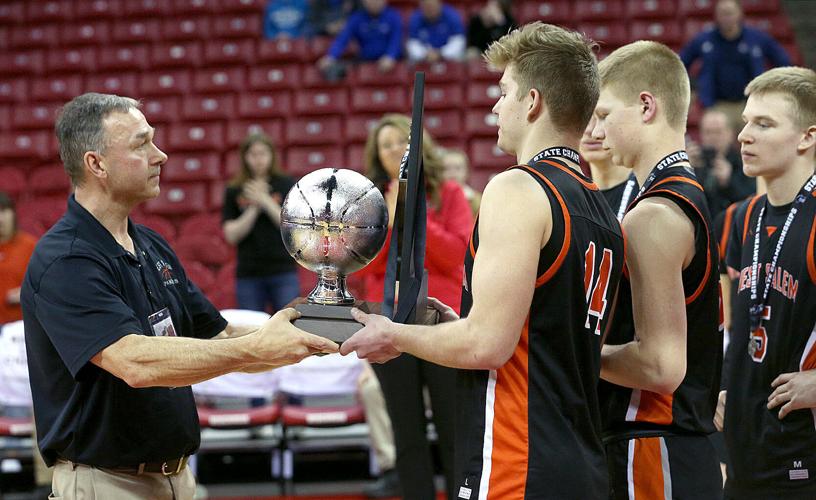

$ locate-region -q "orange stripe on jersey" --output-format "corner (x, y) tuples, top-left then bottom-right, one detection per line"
(801, 342), (816, 372)
(636, 391), (674, 426)
(515, 166), (572, 286)
(808, 214), (816, 284)
(486, 315), (530, 499)
(719, 202), (737, 261)
(652, 175), (704, 193)
(469, 234), (476, 259)
(646, 189), (712, 305)
(632, 438), (667, 500)
(537, 159), (599, 191)
(742, 195), (763, 244)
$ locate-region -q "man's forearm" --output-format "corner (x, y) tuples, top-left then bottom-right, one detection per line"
(394, 318), (506, 370)
(601, 341), (681, 394)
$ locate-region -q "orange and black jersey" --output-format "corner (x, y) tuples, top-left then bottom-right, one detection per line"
(715, 200), (741, 276)
(723, 187), (816, 499)
(456, 153), (624, 499)
(600, 166), (723, 438)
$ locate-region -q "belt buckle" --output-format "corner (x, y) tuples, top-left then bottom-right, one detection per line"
(161, 456), (186, 476)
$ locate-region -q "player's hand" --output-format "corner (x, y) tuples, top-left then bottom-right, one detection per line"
(768, 370), (816, 419)
(377, 56), (395, 72)
(252, 309), (338, 367)
(318, 55), (336, 71)
(428, 297), (458, 323)
(714, 390), (726, 431)
(340, 308), (400, 363)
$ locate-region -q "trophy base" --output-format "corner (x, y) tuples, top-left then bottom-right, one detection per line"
(292, 300), (380, 345)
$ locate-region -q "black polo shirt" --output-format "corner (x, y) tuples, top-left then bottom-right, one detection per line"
(21, 195), (226, 468)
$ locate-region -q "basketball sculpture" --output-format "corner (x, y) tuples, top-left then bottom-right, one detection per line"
(280, 168), (388, 305)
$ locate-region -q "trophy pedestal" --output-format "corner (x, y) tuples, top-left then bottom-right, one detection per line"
(292, 300), (380, 345)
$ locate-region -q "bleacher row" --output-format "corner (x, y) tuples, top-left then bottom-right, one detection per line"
(0, 0), (801, 310)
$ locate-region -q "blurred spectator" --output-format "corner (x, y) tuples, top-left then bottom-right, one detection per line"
(0, 192), (36, 325)
(406, 0), (466, 63)
(465, 0), (515, 60)
(680, 0), (790, 129)
(359, 114), (472, 500)
(688, 109), (755, 216)
(441, 147), (481, 216)
(308, 0), (358, 37)
(264, 0), (309, 38)
(318, 0), (402, 78)
(357, 362), (400, 498)
(580, 116), (637, 221)
(222, 133), (299, 313)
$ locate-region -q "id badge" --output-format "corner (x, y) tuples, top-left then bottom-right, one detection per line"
(148, 307), (177, 337)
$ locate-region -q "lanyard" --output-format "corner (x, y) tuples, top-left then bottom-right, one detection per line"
(635, 150), (689, 199)
(749, 174), (816, 331)
(616, 173), (638, 222)
(532, 147), (581, 165)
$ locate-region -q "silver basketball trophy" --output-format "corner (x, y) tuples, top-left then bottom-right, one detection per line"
(280, 168), (388, 343)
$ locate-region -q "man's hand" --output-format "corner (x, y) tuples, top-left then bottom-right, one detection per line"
(712, 155), (733, 188)
(768, 370), (816, 419)
(252, 309), (338, 367)
(377, 56), (395, 72)
(318, 55), (336, 71)
(339, 308), (400, 363)
(714, 390), (726, 431)
(428, 297), (458, 323)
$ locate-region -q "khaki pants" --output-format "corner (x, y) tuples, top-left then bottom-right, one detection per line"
(358, 364), (396, 472)
(51, 460), (196, 500)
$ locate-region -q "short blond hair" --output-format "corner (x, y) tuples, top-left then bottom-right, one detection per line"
(745, 66), (816, 129)
(484, 22), (599, 134)
(598, 41), (690, 132)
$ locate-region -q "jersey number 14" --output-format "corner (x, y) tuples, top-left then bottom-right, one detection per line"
(584, 242), (613, 336)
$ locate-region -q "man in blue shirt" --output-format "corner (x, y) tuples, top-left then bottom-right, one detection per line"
(680, 0), (790, 128)
(407, 0), (465, 63)
(318, 0), (402, 75)
(22, 93), (338, 499)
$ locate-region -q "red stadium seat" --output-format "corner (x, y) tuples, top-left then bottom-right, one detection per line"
(193, 67), (246, 94)
(142, 97), (181, 124)
(286, 146), (346, 176)
(683, 18), (714, 44)
(678, 0), (714, 18)
(0, 27), (7, 50)
(627, 0), (676, 19)
(10, 25), (59, 49)
(175, 234), (233, 266)
(285, 116), (343, 146)
(464, 109), (498, 137)
(85, 73), (139, 99)
(98, 45), (150, 72)
(1, 50), (45, 76)
(179, 212), (223, 239)
(163, 17), (212, 41)
(745, 15), (794, 42)
(203, 39), (256, 66)
(0, 78), (27, 104)
(151, 42), (203, 69)
(213, 15), (260, 38)
(294, 88), (348, 115)
(574, 0), (625, 22)
(0, 105), (8, 131)
(578, 22), (629, 47)
(210, 179), (226, 209)
(226, 119), (284, 146)
(257, 38), (309, 63)
(345, 114), (380, 144)
(144, 182), (209, 214)
(29, 165), (71, 195)
(131, 214), (177, 243)
(219, 0), (266, 13)
(629, 20), (683, 45)
(307, 36), (334, 62)
(26, 1), (73, 23)
(0, 3), (25, 25)
(181, 260), (216, 291)
(16, 196), (66, 234)
(424, 110), (463, 139)
(60, 21), (110, 46)
(469, 139), (513, 170)
(30, 76), (83, 102)
(346, 143), (365, 172)
(300, 64), (340, 89)
(416, 61), (465, 83)
(467, 61), (500, 82)
(111, 20), (161, 44)
(163, 153), (221, 182)
(140, 70), (192, 97)
(237, 92), (292, 119)
(466, 81), (501, 108)
(47, 47), (96, 73)
(468, 170), (495, 193)
(687, 98), (703, 128)
(0, 131), (52, 159)
(181, 94), (235, 121)
(11, 103), (61, 131)
(75, 0), (123, 19)
(172, 0), (217, 15)
(348, 61), (410, 87)
(425, 83), (464, 110)
(167, 123), (225, 151)
(0, 167), (26, 197)
(783, 43), (802, 66)
(123, 0), (172, 17)
(248, 65), (300, 91)
(741, 0), (780, 14)
(197, 402), (280, 430)
(516, 1), (572, 25)
(351, 87), (407, 114)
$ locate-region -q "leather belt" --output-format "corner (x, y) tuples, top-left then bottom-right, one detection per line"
(111, 455), (189, 476)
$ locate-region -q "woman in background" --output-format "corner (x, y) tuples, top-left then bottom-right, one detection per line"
(222, 132), (299, 313)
